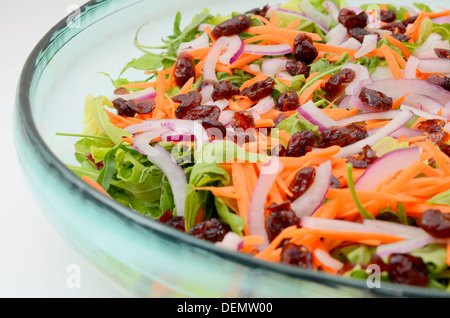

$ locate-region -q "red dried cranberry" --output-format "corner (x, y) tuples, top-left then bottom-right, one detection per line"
(318, 123), (368, 148)
(348, 27), (374, 43)
(174, 52), (195, 87)
(198, 79), (218, 92)
(127, 99), (155, 114)
(201, 118), (226, 139)
(359, 87), (393, 111)
(187, 218), (231, 243)
(346, 144), (378, 168)
(175, 90), (202, 119)
(345, 11), (369, 29)
(390, 32), (411, 42)
(159, 210), (174, 223)
(416, 119), (448, 144)
(293, 34), (318, 64)
(438, 141), (450, 157)
(338, 8), (356, 26)
(114, 87), (129, 95)
(185, 105), (221, 121)
(160, 210), (186, 232)
(266, 210), (301, 242)
(417, 209), (450, 238)
(211, 14), (252, 39)
(211, 80), (240, 101)
(288, 166), (316, 200)
(401, 15), (418, 27)
(368, 253), (389, 272)
(272, 113), (287, 127)
(425, 74), (450, 92)
(112, 98), (136, 117)
(231, 111), (255, 131)
(227, 130), (256, 145)
(286, 59), (310, 77)
(380, 9), (396, 23)
(324, 68), (356, 99)
(435, 48), (450, 59)
(243, 77), (275, 101)
(286, 130), (317, 157)
(387, 253), (429, 286)
(267, 201), (292, 213)
(275, 90), (300, 111)
(381, 21), (407, 34)
(245, 5), (269, 17)
(280, 243), (313, 269)
(171, 94), (186, 104)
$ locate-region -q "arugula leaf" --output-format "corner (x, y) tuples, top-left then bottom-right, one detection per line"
(215, 197), (245, 235)
(277, 112), (319, 137)
(120, 53), (164, 75)
(432, 23), (450, 41)
(413, 3), (433, 12)
(426, 189), (450, 206)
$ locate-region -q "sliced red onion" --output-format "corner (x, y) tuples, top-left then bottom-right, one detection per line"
(370, 66), (394, 81)
(343, 6), (364, 14)
(313, 248), (344, 271)
(343, 63), (373, 96)
(362, 219), (429, 240)
(160, 127), (194, 142)
(110, 87), (156, 101)
(325, 23), (348, 46)
(354, 146), (421, 191)
(125, 119), (209, 152)
(368, 126), (424, 139)
(249, 95), (275, 115)
(354, 34), (378, 58)
(218, 109), (235, 127)
(297, 100), (338, 132)
(218, 35), (245, 65)
(273, 7), (330, 33)
(203, 36), (229, 82)
(404, 55), (420, 79)
(247, 157), (284, 251)
(413, 33), (444, 58)
(417, 58), (450, 74)
(334, 109), (415, 158)
(365, 78), (450, 106)
(204, 98), (229, 110)
(200, 84), (214, 104)
(243, 43), (292, 56)
(291, 160), (332, 218)
(277, 71), (294, 82)
(215, 232), (244, 251)
(336, 109), (402, 126)
(248, 64), (261, 73)
(177, 32), (210, 55)
(338, 95), (378, 112)
(399, 104), (448, 120)
(323, 0), (339, 21)
(298, 0), (333, 29)
(197, 23), (215, 32)
(433, 17), (450, 25)
(133, 131), (187, 216)
(403, 93), (445, 115)
(339, 37), (362, 50)
(261, 58), (288, 77)
(376, 235), (436, 258)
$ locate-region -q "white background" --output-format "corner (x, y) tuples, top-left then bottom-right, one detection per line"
(0, 0), (127, 298)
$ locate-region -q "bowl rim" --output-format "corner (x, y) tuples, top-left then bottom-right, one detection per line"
(15, 0), (450, 298)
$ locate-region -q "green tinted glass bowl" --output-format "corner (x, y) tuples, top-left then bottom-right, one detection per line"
(13, 0), (450, 297)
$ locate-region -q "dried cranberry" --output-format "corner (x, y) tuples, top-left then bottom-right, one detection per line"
(368, 253), (389, 272)
(338, 8), (356, 26)
(185, 105), (221, 121)
(348, 27), (374, 43)
(266, 210), (301, 242)
(114, 87), (129, 95)
(174, 52), (195, 87)
(280, 243), (313, 269)
(231, 111), (255, 131)
(324, 68), (356, 99)
(401, 15), (418, 27)
(286, 59), (310, 77)
(159, 210), (174, 223)
(293, 34), (318, 64)
(417, 209), (450, 238)
(435, 48), (450, 59)
(272, 144), (286, 157)
(245, 5), (269, 17)
(438, 141), (450, 157)
(416, 119), (448, 144)
(211, 14), (252, 39)
(127, 99), (155, 114)
(227, 129), (256, 145)
(346, 11), (369, 29)
(187, 218), (231, 243)
(211, 80), (240, 101)
(359, 87), (393, 111)
(171, 94), (186, 104)
(347, 145), (378, 168)
(175, 90), (202, 119)
(273, 113), (287, 127)
(390, 32), (411, 42)
(425, 74), (450, 92)
(201, 118), (226, 139)
(243, 77), (275, 101)
(288, 166), (316, 200)
(380, 9), (396, 23)
(286, 130), (317, 157)
(267, 201), (292, 213)
(160, 210), (186, 232)
(381, 21), (407, 34)
(198, 79), (218, 92)
(318, 123), (368, 148)
(112, 98), (136, 117)
(387, 253), (429, 287)
(275, 90), (300, 111)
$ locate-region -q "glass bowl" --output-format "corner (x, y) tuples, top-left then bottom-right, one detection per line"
(14, 0), (450, 298)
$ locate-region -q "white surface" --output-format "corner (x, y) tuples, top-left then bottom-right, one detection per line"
(0, 0), (127, 298)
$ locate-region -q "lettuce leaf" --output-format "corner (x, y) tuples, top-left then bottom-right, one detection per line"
(277, 112), (319, 137)
(426, 190), (450, 206)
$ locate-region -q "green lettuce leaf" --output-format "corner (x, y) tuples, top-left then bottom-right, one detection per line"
(277, 112), (319, 137)
(426, 190), (450, 206)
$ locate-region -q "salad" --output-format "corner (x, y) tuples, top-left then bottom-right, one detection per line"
(66, 0), (450, 291)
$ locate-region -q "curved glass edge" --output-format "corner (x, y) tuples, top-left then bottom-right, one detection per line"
(13, 0), (450, 298)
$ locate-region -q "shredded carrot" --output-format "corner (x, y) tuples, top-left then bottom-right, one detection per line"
(380, 44), (404, 79)
(314, 43), (358, 57)
(120, 81), (157, 89)
(384, 33), (411, 58)
(246, 26), (322, 42)
(299, 79), (325, 104)
(82, 176), (110, 197)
